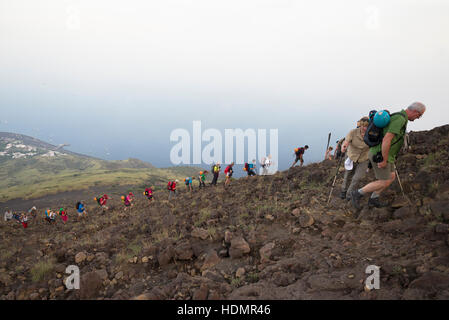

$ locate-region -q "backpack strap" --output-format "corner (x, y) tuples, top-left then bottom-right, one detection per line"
(388, 112), (408, 148)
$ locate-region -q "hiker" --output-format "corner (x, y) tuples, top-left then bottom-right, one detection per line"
(45, 209), (56, 224)
(339, 117), (370, 200)
(249, 159), (257, 176)
(167, 180), (178, 199)
(211, 162), (221, 185)
(324, 147), (333, 160)
(184, 177), (195, 192)
(28, 206), (37, 219)
(144, 187), (154, 204)
(76, 202), (87, 220)
(122, 192), (134, 210)
(291, 146), (309, 168)
(20, 213), (28, 229)
(244, 160), (257, 177)
(261, 155), (272, 175)
(12, 211), (21, 224)
(94, 194), (109, 211)
(351, 102), (426, 209)
(198, 171), (207, 189)
(334, 138), (345, 160)
(4, 208), (13, 222)
(59, 208), (68, 224)
(224, 162), (234, 187)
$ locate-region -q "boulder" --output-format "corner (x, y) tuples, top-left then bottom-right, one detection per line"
(175, 241), (194, 260)
(229, 237), (251, 259)
(201, 250), (220, 271)
(236, 267), (246, 278)
(292, 208), (301, 217)
(75, 252), (87, 264)
(95, 252), (109, 265)
(192, 228), (209, 240)
(393, 206), (416, 220)
(391, 196), (410, 208)
(192, 283), (209, 300)
(299, 214), (315, 228)
(409, 272), (449, 291)
(96, 269), (109, 281)
(259, 242), (275, 264)
(430, 201), (449, 221)
(158, 246), (175, 267)
(80, 271), (103, 299)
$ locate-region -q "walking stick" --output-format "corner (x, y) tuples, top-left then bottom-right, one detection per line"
(325, 132), (331, 160)
(327, 153), (345, 204)
(395, 166), (414, 206)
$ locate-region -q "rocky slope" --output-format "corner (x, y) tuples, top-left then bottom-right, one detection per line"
(1, 125), (448, 300)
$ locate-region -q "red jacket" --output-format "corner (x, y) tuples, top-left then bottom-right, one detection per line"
(167, 181), (176, 191)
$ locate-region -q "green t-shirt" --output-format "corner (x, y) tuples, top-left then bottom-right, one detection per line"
(200, 173), (206, 181)
(370, 110), (408, 164)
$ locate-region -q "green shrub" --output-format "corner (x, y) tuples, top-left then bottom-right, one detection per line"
(31, 260), (54, 282)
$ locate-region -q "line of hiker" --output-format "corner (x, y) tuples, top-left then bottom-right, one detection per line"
(3, 102), (427, 227)
(2, 187), (154, 228)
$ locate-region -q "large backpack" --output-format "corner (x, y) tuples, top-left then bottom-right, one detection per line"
(244, 162), (249, 171)
(167, 181), (172, 190)
(295, 147), (304, 156)
(76, 202), (81, 210)
(335, 139), (345, 159)
(364, 110), (406, 147)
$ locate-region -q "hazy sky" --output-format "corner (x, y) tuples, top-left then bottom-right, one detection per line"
(1, 0), (448, 170)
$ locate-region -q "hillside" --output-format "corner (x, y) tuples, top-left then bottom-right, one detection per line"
(0, 125), (449, 300)
(0, 133), (202, 202)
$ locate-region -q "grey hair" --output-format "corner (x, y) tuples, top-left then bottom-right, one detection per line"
(407, 102), (426, 112)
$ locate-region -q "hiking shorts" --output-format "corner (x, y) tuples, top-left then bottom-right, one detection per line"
(226, 172), (232, 177)
(295, 155), (303, 162)
(369, 152), (395, 181)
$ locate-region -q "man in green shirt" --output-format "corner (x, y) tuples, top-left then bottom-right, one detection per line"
(351, 102), (426, 209)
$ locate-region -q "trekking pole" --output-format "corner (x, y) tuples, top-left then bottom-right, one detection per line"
(325, 132), (331, 160)
(395, 166), (414, 207)
(327, 153), (345, 204)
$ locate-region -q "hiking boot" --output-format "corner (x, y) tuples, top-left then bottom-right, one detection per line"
(368, 197), (389, 208)
(339, 191), (346, 200)
(350, 190), (362, 210)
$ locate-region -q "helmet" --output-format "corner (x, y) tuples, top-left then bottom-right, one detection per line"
(103, 194), (108, 199)
(121, 196), (125, 200)
(373, 110), (390, 128)
(294, 148), (298, 152)
(199, 171), (203, 175)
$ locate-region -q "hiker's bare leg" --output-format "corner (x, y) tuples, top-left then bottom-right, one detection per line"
(361, 172), (395, 195)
